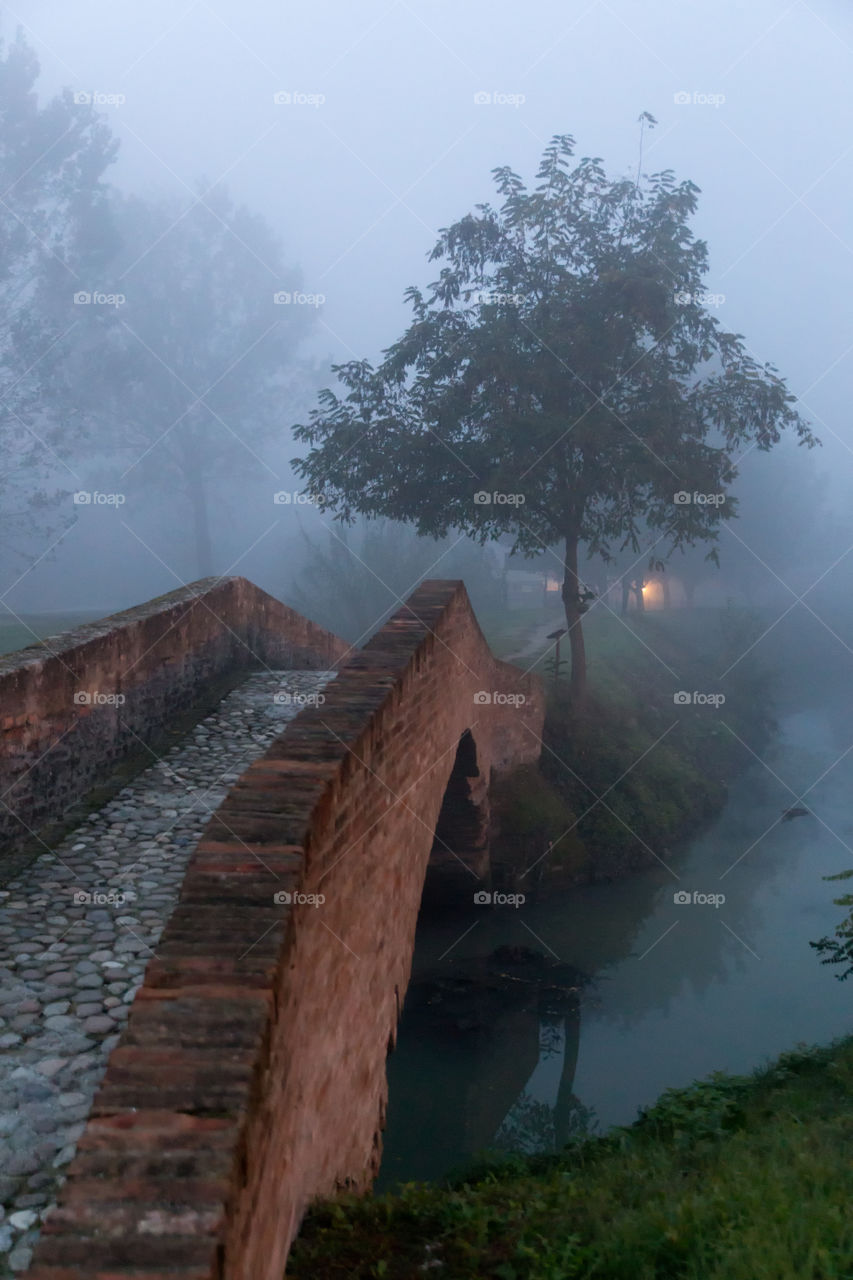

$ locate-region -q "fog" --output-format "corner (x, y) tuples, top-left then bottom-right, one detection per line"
(7, 4), (853, 1253)
(3, 0), (852, 620)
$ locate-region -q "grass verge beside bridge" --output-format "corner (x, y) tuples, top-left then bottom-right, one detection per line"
(287, 1033), (853, 1279)
(484, 604), (777, 888)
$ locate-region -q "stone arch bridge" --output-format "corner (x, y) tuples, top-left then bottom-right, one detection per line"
(0, 577), (543, 1280)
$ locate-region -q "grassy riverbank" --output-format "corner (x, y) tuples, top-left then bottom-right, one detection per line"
(487, 604), (778, 885)
(288, 1034), (853, 1278)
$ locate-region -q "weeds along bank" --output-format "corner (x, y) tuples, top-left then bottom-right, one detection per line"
(287, 1035), (853, 1279)
(488, 605), (777, 889)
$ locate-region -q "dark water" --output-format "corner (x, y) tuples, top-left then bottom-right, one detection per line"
(378, 659), (853, 1189)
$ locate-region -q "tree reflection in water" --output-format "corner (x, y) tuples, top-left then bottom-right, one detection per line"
(379, 945), (596, 1188)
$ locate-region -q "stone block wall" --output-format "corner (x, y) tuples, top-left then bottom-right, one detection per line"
(23, 580), (545, 1280)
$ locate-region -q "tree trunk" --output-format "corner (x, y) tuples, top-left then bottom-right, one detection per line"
(187, 470), (214, 578)
(552, 1010), (582, 1149)
(633, 578), (645, 612)
(662, 575), (671, 609)
(562, 533), (587, 705)
(621, 578), (631, 617)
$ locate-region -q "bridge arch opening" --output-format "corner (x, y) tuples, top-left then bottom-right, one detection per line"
(421, 729), (490, 909)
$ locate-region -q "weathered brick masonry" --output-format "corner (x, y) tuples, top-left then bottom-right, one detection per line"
(0, 577), (347, 856)
(23, 580), (544, 1280)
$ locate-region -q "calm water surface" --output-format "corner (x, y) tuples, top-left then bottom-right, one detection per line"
(379, 681), (853, 1188)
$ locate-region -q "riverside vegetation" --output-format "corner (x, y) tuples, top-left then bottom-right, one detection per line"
(287, 1035), (853, 1278)
(489, 602), (777, 888)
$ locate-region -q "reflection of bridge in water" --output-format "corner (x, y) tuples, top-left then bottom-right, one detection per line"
(379, 943), (587, 1187)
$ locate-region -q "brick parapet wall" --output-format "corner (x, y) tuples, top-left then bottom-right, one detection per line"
(0, 576), (347, 855)
(24, 580), (545, 1280)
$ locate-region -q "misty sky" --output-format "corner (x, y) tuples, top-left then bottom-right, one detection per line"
(7, 0), (853, 608)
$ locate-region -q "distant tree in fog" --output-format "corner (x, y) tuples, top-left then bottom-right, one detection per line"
(81, 187), (314, 577)
(719, 439), (829, 605)
(0, 30), (116, 567)
(294, 130), (817, 705)
(286, 517), (502, 644)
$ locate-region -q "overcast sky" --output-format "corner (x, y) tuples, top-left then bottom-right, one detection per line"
(7, 0), (853, 607)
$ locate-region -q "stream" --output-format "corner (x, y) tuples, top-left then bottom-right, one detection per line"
(378, 643), (853, 1189)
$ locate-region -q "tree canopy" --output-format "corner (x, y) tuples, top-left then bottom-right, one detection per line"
(78, 186), (314, 576)
(294, 129), (816, 700)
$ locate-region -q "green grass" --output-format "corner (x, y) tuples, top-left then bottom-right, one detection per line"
(486, 604), (777, 884)
(0, 610), (105, 657)
(477, 604), (565, 661)
(288, 1036), (853, 1279)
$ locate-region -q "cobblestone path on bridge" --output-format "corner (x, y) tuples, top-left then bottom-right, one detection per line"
(0, 669), (335, 1275)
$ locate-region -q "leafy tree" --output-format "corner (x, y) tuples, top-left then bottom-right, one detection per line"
(294, 130), (815, 702)
(812, 871), (853, 981)
(84, 187), (313, 576)
(0, 29), (117, 567)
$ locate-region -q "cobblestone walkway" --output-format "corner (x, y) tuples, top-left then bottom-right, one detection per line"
(0, 669), (335, 1275)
